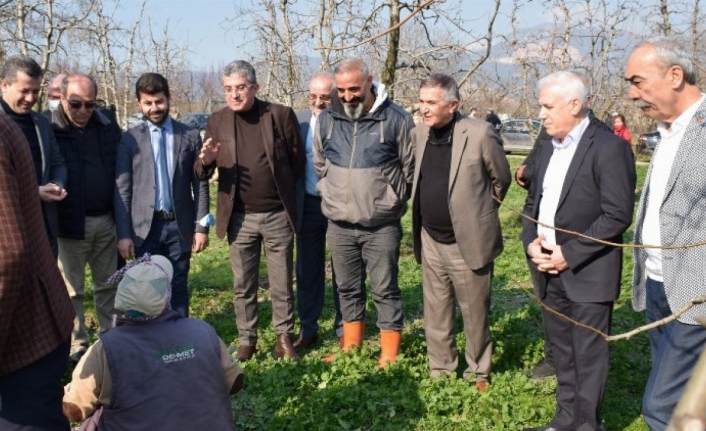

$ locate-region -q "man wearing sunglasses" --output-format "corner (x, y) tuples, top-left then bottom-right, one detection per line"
(51, 73), (122, 363)
(0, 56), (67, 259)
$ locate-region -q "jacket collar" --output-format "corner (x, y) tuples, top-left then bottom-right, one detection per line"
(52, 104), (112, 131)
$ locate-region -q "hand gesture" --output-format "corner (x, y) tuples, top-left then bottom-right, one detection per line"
(199, 138), (221, 166)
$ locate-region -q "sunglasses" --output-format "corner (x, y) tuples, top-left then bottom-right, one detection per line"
(67, 100), (97, 110)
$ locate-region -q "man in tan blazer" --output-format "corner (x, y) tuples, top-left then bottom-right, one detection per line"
(411, 73), (511, 390)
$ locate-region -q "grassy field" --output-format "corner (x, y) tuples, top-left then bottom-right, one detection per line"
(76, 155), (651, 430)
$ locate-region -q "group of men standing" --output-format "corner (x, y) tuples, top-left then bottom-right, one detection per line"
(0, 55), (211, 429)
(518, 37), (706, 431)
(0, 34), (705, 431)
(193, 57), (510, 381)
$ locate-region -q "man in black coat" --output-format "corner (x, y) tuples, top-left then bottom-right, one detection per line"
(520, 71), (635, 431)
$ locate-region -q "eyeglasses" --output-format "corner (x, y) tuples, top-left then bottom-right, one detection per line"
(223, 84), (255, 95)
(67, 100), (97, 110)
(307, 94), (331, 102)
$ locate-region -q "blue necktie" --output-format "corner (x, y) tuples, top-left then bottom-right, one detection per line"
(155, 127), (173, 212)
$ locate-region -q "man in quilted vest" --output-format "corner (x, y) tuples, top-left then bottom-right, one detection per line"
(63, 254), (243, 430)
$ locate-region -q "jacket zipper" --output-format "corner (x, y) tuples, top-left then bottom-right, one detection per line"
(346, 121), (358, 220)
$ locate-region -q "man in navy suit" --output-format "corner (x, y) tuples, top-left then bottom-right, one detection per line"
(115, 73), (210, 318)
(521, 71), (636, 431)
(294, 72), (357, 349)
(0, 56), (67, 258)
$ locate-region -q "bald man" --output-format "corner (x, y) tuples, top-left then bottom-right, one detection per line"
(51, 73), (122, 363)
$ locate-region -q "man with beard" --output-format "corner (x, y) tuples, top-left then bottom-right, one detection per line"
(115, 73), (210, 318)
(196, 60), (304, 362)
(51, 74), (122, 363)
(313, 58), (415, 367)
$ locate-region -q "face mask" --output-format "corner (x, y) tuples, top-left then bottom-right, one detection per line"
(48, 99), (60, 111)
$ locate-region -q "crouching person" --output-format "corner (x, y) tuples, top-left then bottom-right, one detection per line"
(62, 254), (243, 430)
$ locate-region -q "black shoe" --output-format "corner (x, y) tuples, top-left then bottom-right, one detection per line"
(293, 333), (319, 349)
(532, 359), (556, 380)
(69, 349), (87, 364)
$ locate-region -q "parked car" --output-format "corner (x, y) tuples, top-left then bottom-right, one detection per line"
(181, 113), (210, 140)
(636, 130), (660, 156)
(500, 118), (542, 153)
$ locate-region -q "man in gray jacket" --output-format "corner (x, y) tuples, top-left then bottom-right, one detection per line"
(314, 58), (414, 367)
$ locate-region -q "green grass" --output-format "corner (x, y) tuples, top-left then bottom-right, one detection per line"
(75, 155), (650, 430)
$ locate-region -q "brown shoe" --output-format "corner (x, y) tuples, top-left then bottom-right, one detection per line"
(293, 333), (319, 349)
(475, 381), (488, 392)
(274, 334), (301, 362)
(236, 345), (257, 362)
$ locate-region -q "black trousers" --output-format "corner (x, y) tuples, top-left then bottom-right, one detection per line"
(543, 275), (612, 431)
(0, 340), (71, 430)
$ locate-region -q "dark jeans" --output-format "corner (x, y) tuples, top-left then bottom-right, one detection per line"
(136, 219), (191, 317)
(327, 220), (403, 331)
(643, 278), (706, 431)
(0, 340), (71, 430)
(296, 194), (344, 338)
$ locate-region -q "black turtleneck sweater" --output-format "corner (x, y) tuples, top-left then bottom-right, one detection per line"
(419, 116), (456, 244)
(0, 98), (42, 185)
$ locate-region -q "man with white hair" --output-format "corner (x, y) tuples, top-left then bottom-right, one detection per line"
(520, 71), (636, 431)
(63, 254), (244, 430)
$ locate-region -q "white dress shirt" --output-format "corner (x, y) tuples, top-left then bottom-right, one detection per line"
(642, 94), (706, 281)
(537, 116), (590, 245)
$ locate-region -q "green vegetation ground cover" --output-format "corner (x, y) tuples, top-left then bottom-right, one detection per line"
(75, 156), (650, 430)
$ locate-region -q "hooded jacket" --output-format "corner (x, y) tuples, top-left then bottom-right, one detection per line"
(313, 83), (415, 227)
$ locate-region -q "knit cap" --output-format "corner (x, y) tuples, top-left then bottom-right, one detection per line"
(114, 255), (173, 319)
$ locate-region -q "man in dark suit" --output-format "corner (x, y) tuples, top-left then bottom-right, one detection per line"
(411, 73), (511, 391)
(115, 73), (210, 318)
(520, 71), (636, 431)
(196, 60), (305, 362)
(0, 56), (67, 258)
(0, 112), (75, 430)
(515, 78), (613, 381)
(294, 72), (347, 349)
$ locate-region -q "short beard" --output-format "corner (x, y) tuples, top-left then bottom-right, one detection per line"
(343, 102), (364, 120)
